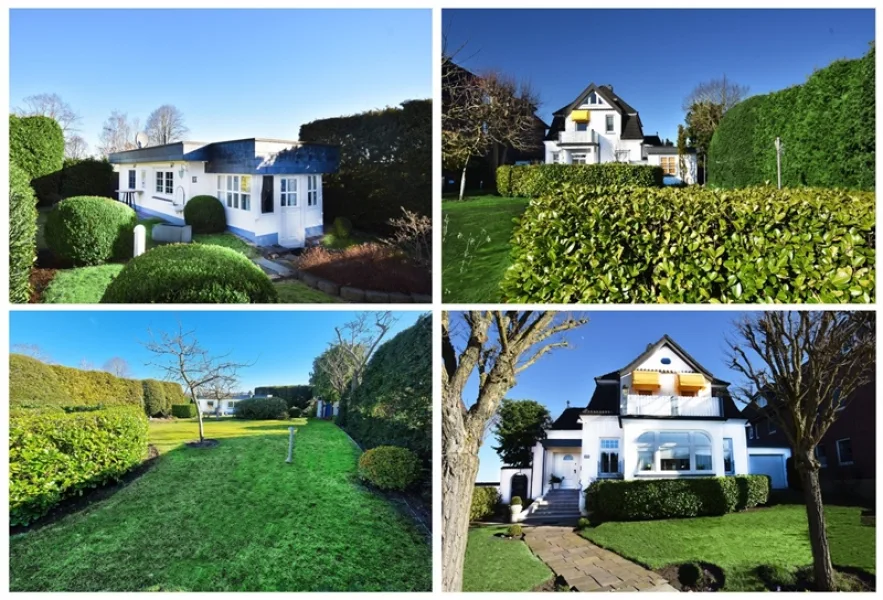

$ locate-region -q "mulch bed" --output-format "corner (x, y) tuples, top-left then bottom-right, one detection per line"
(10, 444), (161, 536)
(185, 439), (220, 449)
(297, 244), (430, 295)
(28, 268), (57, 303)
(532, 575), (573, 592)
(657, 563), (724, 591)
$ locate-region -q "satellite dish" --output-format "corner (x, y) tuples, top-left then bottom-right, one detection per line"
(135, 132), (149, 149)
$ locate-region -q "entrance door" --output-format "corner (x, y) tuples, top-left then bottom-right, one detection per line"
(304, 174), (322, 230)
(553, 453), (579, 489)
(278, 176), (304, 248)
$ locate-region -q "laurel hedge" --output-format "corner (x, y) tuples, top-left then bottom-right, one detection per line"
(10, 163), (38, 303)
(709, 46), (874, 190)
(501, 184), (875, 303)
(496, 163), (663, 197)
(9, 406), (148, 526)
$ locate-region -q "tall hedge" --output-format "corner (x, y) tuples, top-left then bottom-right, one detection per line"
(59, 158), (117, 199)
(253, 385), (313, 410)
(9, 354), (72, 408)
(51, 364), (144, 409)
(234, 397), (289, 420)
(9, 406), (149, 525)
(497, 163), (664, 197)
(142, 379), (186, 417)
(9, 115), (65, 206)
(501, 184), (875, 303)
(299, 99), (431, 233)
(709, 46), (874, 190)
(10, 163), (38, 303)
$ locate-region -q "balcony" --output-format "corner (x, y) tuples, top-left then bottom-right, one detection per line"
(622, 394), (723, 417)
(558, 130), (599, 145)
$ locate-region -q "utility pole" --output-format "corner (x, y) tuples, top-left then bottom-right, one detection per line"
(774, 137), (783, 189)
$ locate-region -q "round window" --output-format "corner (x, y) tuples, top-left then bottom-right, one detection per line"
(661, 357), (672, 365)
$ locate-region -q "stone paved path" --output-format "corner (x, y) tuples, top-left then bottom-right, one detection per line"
(523, 526), (678, 592)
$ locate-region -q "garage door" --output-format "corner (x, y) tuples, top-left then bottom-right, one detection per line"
(749, 455), (787, 489)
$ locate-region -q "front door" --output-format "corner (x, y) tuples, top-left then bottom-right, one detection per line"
(553, 452), (579, 489)
(278, 176), (304, 248)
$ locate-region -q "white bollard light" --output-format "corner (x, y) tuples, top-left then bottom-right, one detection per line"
(286, 427), (296, 463)
(133, 224), (146, 257)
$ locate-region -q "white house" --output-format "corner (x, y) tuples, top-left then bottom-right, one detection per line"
(109, 138), (339, 248)
(315, 398), (339, 419)
(543, 83), (698, 184)
(196, 393), (254, 416)
(499, 335), (753, 516)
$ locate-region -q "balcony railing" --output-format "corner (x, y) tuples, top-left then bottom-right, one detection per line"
(558, 130), (599, 144)
(622, 394), (723, 417)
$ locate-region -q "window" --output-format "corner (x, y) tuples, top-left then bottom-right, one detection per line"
(127, 170), (137, 189)
(280, 177), (298, 207)
(585, 91), (600, 105)
(571, 153), (587, 165)
(660, 157), (677, 175)
(307, 175), (319, 206)
(599, 439), (620, 476)
(659, 431), (691, 471)
(576, 121), (588, 132)
(155, 171), (173, 195)
(217, 175), (252, 211)
(550, 152), (560, 164)
(635, 431), (716, 474)
(816, 444), (828, 468)
(206, 401), (214, 408)
(605, 114), (615, 133)
(723, 438), (734, 474)
(836, 438), (853, 465)
(768, 419), (777, 434)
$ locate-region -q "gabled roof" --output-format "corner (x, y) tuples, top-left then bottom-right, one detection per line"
(548, 83), (645, 141)
(619, 335), (715, 379)
(549, 407), (585, 429)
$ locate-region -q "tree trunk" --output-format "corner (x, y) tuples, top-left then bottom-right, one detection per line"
(191, 392), (205, 442)
(798, 454), (836, 591)
(442, 442), (480, 592)
(459, 165), (468, 201)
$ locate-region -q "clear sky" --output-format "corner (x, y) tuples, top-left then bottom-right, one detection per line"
(458, 310), (760, 482)
(10, 9), (431, 153)
(10, 310), (425, 392)
(443, 8), (874, 142)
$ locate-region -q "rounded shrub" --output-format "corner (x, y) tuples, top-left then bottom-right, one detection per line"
(45, 196), (137, 266)
(510, 496), (523, 506)
(357, 445), (421, 491)
(235, 397), (288, 420)
(507, 524), (523, 538)
(100, 244), (278, 303)
(9, 163), (38, 303)
(288, 406), (302, 418)
(184, 195), (226, 234)
(142, 379), (170, 417)
(171, 404), (197, 418)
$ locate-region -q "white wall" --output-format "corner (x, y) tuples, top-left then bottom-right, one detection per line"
(115, 161), (209, 224)
(620, 343), (713, 398)
(647, 152), (698, 184)
(499, 467), (532, 504)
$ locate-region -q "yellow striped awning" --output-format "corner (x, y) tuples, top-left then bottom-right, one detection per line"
(678, 373), (706, 390)
(570, 109), (590, 122)
(631, 371), (660, 389)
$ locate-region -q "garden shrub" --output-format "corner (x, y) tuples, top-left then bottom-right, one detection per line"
(357, 445), (422, 491)
(288, 406), (303, 418)
(501, 184), (875, 303)
(100, 244), (278, 303)
(44, 196), (137, 266)
(496, 163), (663, 197)
(234, 397), (288, 420)
(9, 163), (38, 303)
(59, 158), (116, 199)
(584, 475), (770, 521)
(184, 195), (227, 234)
(50, 363), (143, 409)
(9, 115), (65, 206)
(160, 381), (188, 407)
(510, 496), (523, 506)
(142, 379), (170, 417)
(709, 46), (874, 190)
(470, 486), (501, 521)
(254, 385), (313, 411)
(332, 216), (353, 238)
(171, 403), (197, 418)
(507, 524), (523, 537)
(9, 406), (148, 525)
(9, 354), (72, 408)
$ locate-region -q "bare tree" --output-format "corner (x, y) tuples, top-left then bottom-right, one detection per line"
(103, 356), (132, 378)
(682, 75), (748, 114)
(143, 323), (254, 443)
(198, 374), (239, 418)
(145, 104), (189, 146)
(682, 76), (748, 175)
(441, 311), (588, 591)
(65, 134), (89, 160)
(15, 92), (81, 137)
(79, 358), (95, 371)
(11, 343), (54, 363)
(97, 110), (140, 157)
(727, 311), (875, 591)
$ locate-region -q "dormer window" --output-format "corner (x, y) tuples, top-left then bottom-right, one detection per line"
(584, 91), (600, 105)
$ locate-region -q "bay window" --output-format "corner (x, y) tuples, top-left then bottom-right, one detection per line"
(634, 430), (717, 475)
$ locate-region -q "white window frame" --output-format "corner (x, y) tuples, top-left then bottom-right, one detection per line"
(723, 438), (735, 475)
(747, 425), (755, 440)
(280, 177), (298, 207)
(127, 169), (137, 189)
(217, 175), (252, 212)
(307, 175), (319, 207)
(550, 152), (560, 164)
(835, 438), (853, 465)
(599, 438), (621, 477)
(155, 170), (174, 196)
(605, 114), (615, 133)
(571, 153), (588, 165)
(634, 430), (715, 476)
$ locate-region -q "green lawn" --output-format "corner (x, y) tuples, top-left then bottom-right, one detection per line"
(581, 503), (875, 591)
(41, 264), (125, 303)
(10, 418), (431, 591)
(274, 280), (342, 303)
(193, 232), (260, 258)
(442, 195), (529, 303)
(463, 526), (553, 592)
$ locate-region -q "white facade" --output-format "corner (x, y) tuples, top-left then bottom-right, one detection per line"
(646, 151), (699, 185)
(196, 397), (241, 416)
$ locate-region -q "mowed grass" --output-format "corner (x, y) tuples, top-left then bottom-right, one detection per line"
(41, 264), (125, 303)
(274, 280), (342, 303)
(442, 195), (529, 302)
(463, 526), (553, 591)
(10, 418), (431, 592)
(581, 503), (875, 591)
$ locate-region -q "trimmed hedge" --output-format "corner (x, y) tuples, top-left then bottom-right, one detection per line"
(709, 47), (874, 190)
(45, 196), (138, 266)
(100, 244), (278, 303)
(234, 397), (288, 420)
(470, 486), (501, 521)
(254, 385), (313, 410)
(10, 163), (38, 303)
(496, 163), (663, 197)
(184, 195), (227, 234)
(9, 406), (148, 525)
(171, 403), (197, 418)
(9, 115), (65, 206)
(585, 475), (770, 521)
(143, 379), (170, 417)
(59, 158), (116, 199)
(357, 445), (422, 491)
(501, 184), (875, 303)
(51, 363), (143, 409)
(9, 354), (72, 408)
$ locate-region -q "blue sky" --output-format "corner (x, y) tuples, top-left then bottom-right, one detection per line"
(10, 9), (431, 152)
(10, 310), (425, 392)
(443, 9), (874, 142)
(458, 311), (758, 482)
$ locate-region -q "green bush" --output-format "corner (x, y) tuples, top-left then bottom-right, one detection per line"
(60, 158), (116, 199)
(100, 244), (278, 303)
(288, 406), (302, 418)
(142, 379), (169, 417)
(171, 403), (197, 418)
(471, 486), (501, 521)
(9, 115), (65, 206)
(496, 163), (663, 197)
(577, 517), (591, 530)
(44, 196), (137, 266)
(357, 445), (422, 491)
(9, 354), (72, 408)
(510, 496), (523, 506)
(9, 406), (148, 525)
(254, 385), (313, 410)
(184, 195), (227, 234)
(234, 397), (288, 420)
(9, 163), (38, 303)
(584, 475), (770, 522)
(50, 363), (143, 409)
(507, 524), (523, 537)
(709, 47), (874, 190)
(501, 184), (875, 303)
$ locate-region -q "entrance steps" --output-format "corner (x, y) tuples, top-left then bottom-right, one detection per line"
(523, 489), (582, 525)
